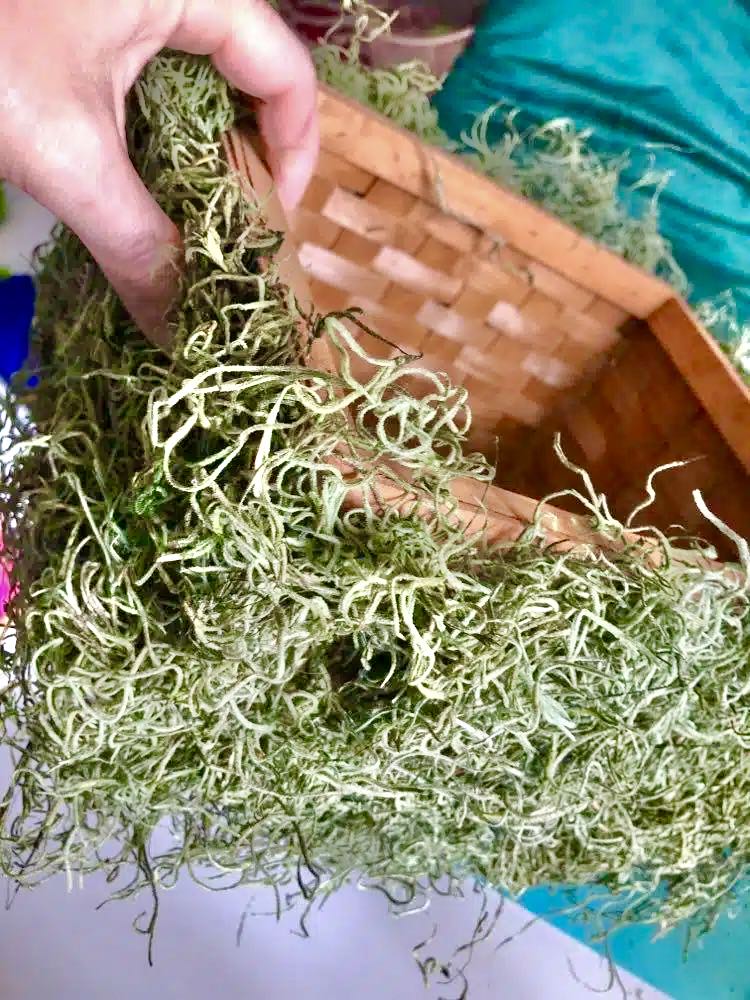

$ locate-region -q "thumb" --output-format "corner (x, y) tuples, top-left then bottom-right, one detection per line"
(28, 115), (180, 349)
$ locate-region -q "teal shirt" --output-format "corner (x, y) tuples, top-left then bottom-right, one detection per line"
(435, 0), (750, 324)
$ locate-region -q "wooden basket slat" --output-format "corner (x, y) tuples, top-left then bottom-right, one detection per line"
(648, 299), (750, 471)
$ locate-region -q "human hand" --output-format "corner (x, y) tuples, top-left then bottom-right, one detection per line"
(0, 0), (319, 340)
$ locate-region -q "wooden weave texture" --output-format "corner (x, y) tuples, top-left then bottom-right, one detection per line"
(280, 93), (750, 554)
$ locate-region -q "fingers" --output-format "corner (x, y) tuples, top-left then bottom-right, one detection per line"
(169, 0), (319, 210)
(24, 110), (180, 348)
(3, 0), (319, 346)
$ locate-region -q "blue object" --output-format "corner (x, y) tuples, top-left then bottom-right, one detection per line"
(0, 275), (35, 382)
(435, 0), (750, 324)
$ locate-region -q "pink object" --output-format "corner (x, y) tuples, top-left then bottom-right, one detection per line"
(0, 531), (12, 620)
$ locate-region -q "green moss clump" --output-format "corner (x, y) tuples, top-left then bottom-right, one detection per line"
(1, 55), (749, 972)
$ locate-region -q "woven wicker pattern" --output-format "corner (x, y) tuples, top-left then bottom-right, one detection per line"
(239, 88), (750, 555)
(295, 164), (628, 459)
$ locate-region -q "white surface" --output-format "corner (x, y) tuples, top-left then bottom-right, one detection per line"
(0, 182), (56, 273)
(0, 189), (667, 1000)
(0, 859), (665, 1000)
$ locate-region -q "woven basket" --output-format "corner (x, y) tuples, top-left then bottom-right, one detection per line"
(229, 88), (750, 559)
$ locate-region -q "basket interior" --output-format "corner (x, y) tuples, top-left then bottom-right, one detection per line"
(285, 92), (750, 557)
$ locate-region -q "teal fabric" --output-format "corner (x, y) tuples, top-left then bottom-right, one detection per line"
(434, 0), (750, 326)
(522, 886), (750, 999)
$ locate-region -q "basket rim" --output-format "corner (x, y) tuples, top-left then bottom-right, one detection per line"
(316, 85), (672, 316)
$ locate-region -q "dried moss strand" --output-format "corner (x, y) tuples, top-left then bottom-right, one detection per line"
(0, 56), (748, 978)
